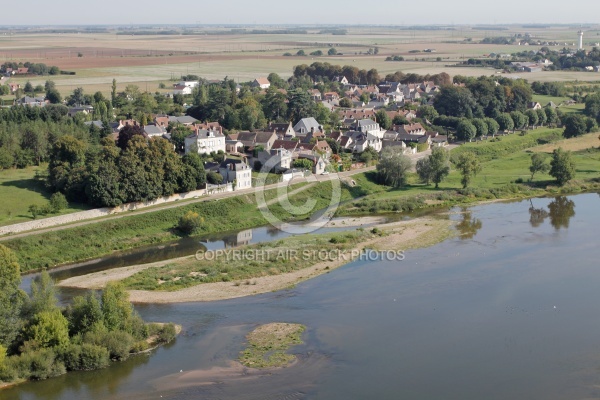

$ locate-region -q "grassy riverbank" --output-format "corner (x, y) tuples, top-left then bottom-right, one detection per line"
(4, 131), (600, 273)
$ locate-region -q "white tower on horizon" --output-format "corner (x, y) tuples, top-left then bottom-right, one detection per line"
(578, 31), (584, 50)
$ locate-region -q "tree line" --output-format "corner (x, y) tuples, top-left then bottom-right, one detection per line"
(48, 125), (206, 207)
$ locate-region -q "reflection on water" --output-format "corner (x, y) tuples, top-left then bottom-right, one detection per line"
(528, 196), (576, 230)
(6, 193), (600, 400)
(455, 209), (483, 240)
(548, 196), (576, 230)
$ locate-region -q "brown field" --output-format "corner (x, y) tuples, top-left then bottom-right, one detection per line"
(2, 26), (600, 97)
(532, 133), (600, 153)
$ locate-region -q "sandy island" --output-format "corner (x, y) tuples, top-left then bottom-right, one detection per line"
(58, 217), (454, 303)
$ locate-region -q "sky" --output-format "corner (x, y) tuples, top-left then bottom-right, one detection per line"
(3, 0), (600, 26)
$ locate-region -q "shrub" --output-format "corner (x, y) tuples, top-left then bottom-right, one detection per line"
(60, 343), (109, 371)
(9, 348), (65, 380)
(178, 211), (203, 235)
(156, 324), (177, 344)
(49, 192), (68, 213)
(84, 330), (134, 361)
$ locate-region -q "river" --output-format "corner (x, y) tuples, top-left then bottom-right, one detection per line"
(4, 193), (600, 400)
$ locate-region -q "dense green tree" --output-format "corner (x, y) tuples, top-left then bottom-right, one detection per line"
(328, 48), (338, 56)
(47, 136), (87, 195)
(116, 124), (145, 150)
(45, 88), (62, 104)
(375, 110), (392, 130)
(49, 192), (68, 213)
(456, 119), (477, 142)
(562, 114), (588, 138)
(544, 107), (559, 127)
(66, 292), (104, 336)
(525, 109), (539, 128)
(454, 151), (482, 188)
(433, 86), (478, 118)
(101, 282), (133, 332)
(376, 147), (412, 188)
(261, 87), (288, 121)
(26, 271), (59, 318)
(529, 153), (550, 180)
(496, 113), (514, 132)
(417, 105), (439, 122)
(536, 108), (547, 126)
(339, 98), (353, 108)
(287, 89), (315, 123)
(510, 111), (528, 130)
(484, 117), (500, 135)
(549, 147), (576, 186)
(25, 309), (70, 349)
(471, 118), (488, 137)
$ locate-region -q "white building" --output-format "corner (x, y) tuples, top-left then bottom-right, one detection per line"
(185, 130), (226, 155)
(176, 80), (200, 88)
(219, 160), (252, 190)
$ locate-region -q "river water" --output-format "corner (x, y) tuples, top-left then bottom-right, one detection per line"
(4, 193), (600, 400)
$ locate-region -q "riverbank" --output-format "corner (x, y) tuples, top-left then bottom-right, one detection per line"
(58, 216), (455, 303)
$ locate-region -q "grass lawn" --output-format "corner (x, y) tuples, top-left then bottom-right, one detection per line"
(0, 165), (90, 227)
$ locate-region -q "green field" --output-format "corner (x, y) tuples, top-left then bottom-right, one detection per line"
(0, 166), (90, 226)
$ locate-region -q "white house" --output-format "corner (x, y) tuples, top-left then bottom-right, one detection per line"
(172, 85), (192, 96)
(176, 80), (200, 88)
(219, 160), (252, 190)
(252, 77), (271, 89)
(293, 117), (323, 136)
(185, 129), (226, 155)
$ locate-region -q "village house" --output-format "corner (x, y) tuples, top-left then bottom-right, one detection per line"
(143, 124), (168, 137)
(333, 76), (349, 85)
(256, 147), (293, 171)
(176, 80), (200, 88)
(219, 159), (252, 190)
(68, 106), (94, 118)
(171, 85), (192, 96)
(342, 131), (382, 153)
(15, 96), (48, 107)
(295, 154), (327, 175)
(184, 129), (226, 155)
(268, 122), (295, 138)
(527, 102), (542, 110)
(8, 83), (20, 93)
(168, 115), (197, 126)
(252, 77), (271, 89)
(395, 123), (426, 136)
(293, 117), (323, 136)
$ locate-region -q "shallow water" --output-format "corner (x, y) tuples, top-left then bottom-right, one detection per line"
(6, 193), (600, 400)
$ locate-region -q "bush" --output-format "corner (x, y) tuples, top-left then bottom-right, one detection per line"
(8, 348), (65, 380)
(60, 343), (109, 371)
(49, 192), (68, 213)
(84, 330), (134, 361)
(156, 323), (177, 344)
(178, 211), (203, 235)
(206, 171), (223, 184)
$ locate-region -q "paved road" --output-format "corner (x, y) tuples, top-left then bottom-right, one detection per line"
(0, 148), (442, 242)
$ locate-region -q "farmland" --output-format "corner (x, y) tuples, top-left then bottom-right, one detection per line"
(2, 25), (600, 98)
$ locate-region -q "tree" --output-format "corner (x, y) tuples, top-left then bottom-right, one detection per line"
(328, 48), (338, 56)
(376, 147), (412, 188)
(46, 88), (62, 104)
(529, 153), (550, 180)
(116, 124), (146, 150)
(471, 118), (488, 137)
(49, 192), (68, 213)
(339, 98), (352, 108)
(433, 86), (478, 118)
(417, 105), (438, 122)
(296, 50), (306, 56)
(101, 282), (133, 332)
(417, 147), (450, 188)
(549, 147), (576, 186)
(456, 119), (477, 142)
(510, 111), (528, 131)
(178, 211), (203, 235)
(25, 309), (70, 349)
(28, 204), (41, 219)
(454, 151), (482, 188)
(181, 153), (206, 190)
(206, 171), (223, 184)
(525, 109), (539, 128)
(562, 114), (588, 138)
(66, 292), (104, 335)
(536, 108), (547, 126)
(496, 113), (514, 132)
(0, 245), (25, 348)
(484, 117), (500, 136)
(416, 158), (433, 185)
(26, 270), (59, 318)
(24, 81), (34, 95)
(545, 107), (559, 127)
(375, 110), (392, 130)
(111, 79), (117, 104)
(287, 89), (315, 123)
